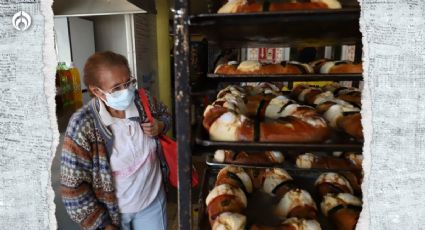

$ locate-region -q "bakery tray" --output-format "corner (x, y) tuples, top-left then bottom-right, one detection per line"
(198, 167), (362, 230)
(190, 9), (360, 47)
(207, 73), (363, 82)
(205, 154), (361, 172)
(195, 124), (363, 152)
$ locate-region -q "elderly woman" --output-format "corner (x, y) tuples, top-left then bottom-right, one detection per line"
(60, 51), (170, 230)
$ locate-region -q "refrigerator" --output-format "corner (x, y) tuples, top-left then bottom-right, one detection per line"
(54, 13), (159, 105)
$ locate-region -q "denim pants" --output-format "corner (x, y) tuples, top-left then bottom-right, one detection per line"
(120, 189), (167, 230)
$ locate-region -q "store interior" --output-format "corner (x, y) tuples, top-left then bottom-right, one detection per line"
(51, 0), (364, 229)
(51, 0), (183, 229)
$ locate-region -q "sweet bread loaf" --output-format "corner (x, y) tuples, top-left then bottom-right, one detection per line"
(214, 61), (239, 74)
(206, 184), (248, 222)
(262, 168), (294, 197)
(280, 218), (322, 230)
(260, 117), (330, 143)
(216, 166), (254, 193)
(309, 59), (330, 73)
(323, 83), (362, 108)
(296, 153), (358, 170)
(216, 84), (279, 118)
(205, 85), (333, 143)
(247, 168), (267, 190)
(291, 83), (361, 108)
(311, 0), (342, 9)
(249, 218), (322, 230)
(316, 100), (363, 140)
(214, 60), (313, 75)
(339, 171), (362, 195)
(343, 152), (363, 169)
(206, 167), (362, 229)
(245, 82), (281, 96)
(335, 90), (361, 108)
(260, 100), (330, 142)
(321, 82), (342, 93)
(320, 193), (362, 230)
(260, 116), (330, 143)
(212, 212), (247, 230)
(203, 105), (254, 141)
(315, 172), (353, 197)
(319, 60), (362, 74)
(263, 95), (296, 119)
(291, 84), (334, 106)
(217, 85), (247, 98)
(213, 94), (248, 115)
(336, 112), (363, 140)
(275, 188), (318, 219)
(214, 150), (285, 165)
(217, 0), (262, 13)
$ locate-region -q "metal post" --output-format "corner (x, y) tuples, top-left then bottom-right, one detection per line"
(353, 40), (363, 88)
(173, 0), (192, 229)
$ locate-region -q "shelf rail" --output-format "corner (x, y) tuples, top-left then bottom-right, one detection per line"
(173, 0), (192, 229)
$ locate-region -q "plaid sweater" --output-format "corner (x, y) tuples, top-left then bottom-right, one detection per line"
(60, 90), (171, 230)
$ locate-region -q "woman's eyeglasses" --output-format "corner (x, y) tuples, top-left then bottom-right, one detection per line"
(99, 77), (137, 95)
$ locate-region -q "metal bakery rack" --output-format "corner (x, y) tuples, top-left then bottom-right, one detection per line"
(205, 73), (363, 83)
(172, 0), (363, 229)
(197, 168), (362, 230)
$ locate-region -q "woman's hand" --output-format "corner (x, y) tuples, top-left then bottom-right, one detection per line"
(141, 119), (164, 137)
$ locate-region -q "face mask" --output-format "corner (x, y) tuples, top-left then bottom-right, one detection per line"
(99, 86), (135, 111)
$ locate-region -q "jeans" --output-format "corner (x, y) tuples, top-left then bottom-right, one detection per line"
(120, 189), (167, 230)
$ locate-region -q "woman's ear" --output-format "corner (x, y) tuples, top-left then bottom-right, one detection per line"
(88, 85), (102, 99)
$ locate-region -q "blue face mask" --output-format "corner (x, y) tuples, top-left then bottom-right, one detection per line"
(99, 86), (135, 111)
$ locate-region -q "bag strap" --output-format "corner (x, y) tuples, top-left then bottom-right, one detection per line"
(138, 89), (170, 191)
(138, 88), (154, 124)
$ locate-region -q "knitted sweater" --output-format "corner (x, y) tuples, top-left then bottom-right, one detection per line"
(60, 89), (171, 230)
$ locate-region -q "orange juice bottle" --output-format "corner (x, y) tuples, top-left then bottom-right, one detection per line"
(69, 62), (83, 109)
(58, 62), (73, 107)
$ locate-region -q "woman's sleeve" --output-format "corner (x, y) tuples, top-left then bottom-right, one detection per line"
(60, 134), (113, 230)
(154, 99), (171, 133)
(145, 90), (171, 134)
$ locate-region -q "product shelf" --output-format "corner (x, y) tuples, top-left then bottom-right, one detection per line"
(197, 167), (362, 230)
(206, 73), (363, 82)
(173, 0), (364, 229)
(190, 9), (360, 47)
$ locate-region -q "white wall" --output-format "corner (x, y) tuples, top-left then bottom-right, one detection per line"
(92, 14), (137, 80)
(53, 17), (72, 64)
(68, 17), (96, 91)
(93, 15), (128, 59)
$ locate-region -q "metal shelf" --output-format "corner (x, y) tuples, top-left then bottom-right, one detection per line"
(174, 1), (363, 229)
(198, 167), (362, 230)
(205, 154), (362, 172)
(207, 73), (363, 82)
(190, 9), (361, 47)
(196, 124), (363, 152)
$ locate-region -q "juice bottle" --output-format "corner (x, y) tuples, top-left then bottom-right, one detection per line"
(69, 62), (83, 109)
(64, 63), (75, 108)
(58, 62), (74, 108)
